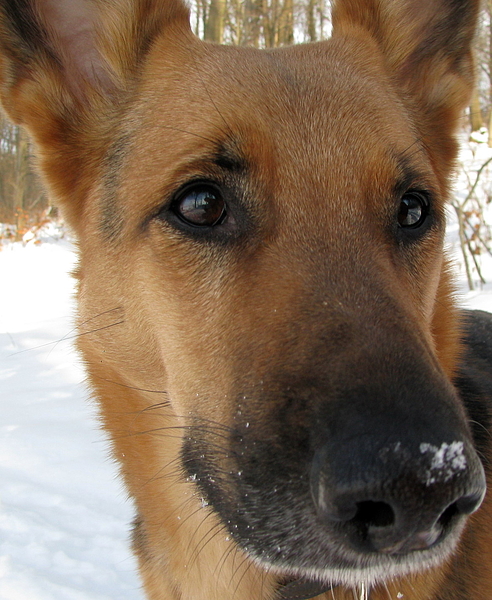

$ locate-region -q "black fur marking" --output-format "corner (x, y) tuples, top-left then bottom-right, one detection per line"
(0, 0), (59, 69)
(406, 0), (478, 77)
(131, 514), (151, 561)
(100, 133), (132, 241)
(212, 141), (247, 173)
(455, 310), (492, 467)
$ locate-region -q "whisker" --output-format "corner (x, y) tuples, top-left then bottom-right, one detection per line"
(154, 123), (222, 145)
(90, 374), (170, 397)
(231, 551), (256, 599)
(47, 306), (124, 357)
(189, 518), (229, 568)
(215, 537), (239, 579)
(7, 319), (125, 356)
(185, 47), (233, 139)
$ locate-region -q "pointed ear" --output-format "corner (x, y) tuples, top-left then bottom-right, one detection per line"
(0, 0), (190, 226)
(332, 0), (479, 180)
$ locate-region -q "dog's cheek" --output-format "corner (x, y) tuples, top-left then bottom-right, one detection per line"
(74, 243), (168, 397)
(399, 239), (444, 328)
(394, 231), (461, 377)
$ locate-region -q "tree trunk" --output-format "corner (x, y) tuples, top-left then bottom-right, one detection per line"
(488, 0), (492, 146)
(278, 0), (294, 45)
(469, 87), (483, 133)
(204, 0), (225, 42)
(243, 0), (262, 46)
(307, 0), (317, 42)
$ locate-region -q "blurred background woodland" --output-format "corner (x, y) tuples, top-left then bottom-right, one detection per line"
(1, 0), (492, 290)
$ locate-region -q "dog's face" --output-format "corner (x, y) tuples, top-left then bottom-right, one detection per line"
(0, 0), (486, 595)
(90, 32), (448, 401)
(73, 31), (485, 586)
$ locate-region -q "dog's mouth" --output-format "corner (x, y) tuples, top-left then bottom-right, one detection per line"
(181, 396), (486, 589)
(204, 488), (471, 592)
(275, 575), (335, 600)
(234, 499), (469, 590)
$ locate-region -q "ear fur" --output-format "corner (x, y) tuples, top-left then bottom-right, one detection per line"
(0, 0), (191, 107)
(332, 0), (480, 183)
(0, 0), (191, 226)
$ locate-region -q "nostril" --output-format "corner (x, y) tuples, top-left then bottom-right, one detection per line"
(437, 491), (484, 530)
(344, 501), (399, 553)
(353, 501), (395, 529)
(455, 492), (485, 516)
(438, 501), (459, 529)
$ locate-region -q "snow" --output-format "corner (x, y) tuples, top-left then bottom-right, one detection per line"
(447, 211), (492, 310)
(1, 185), (492, 599)
(419, 441), (467, 486)
(0, 239), (143, 600)
(448, 135), (492, 308)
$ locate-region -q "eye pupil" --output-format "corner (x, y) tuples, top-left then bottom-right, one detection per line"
(398, 193), (427, 228)
(175, 185), (226, 227)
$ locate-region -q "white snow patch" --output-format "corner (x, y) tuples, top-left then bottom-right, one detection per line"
(1, 240), (143, 599)
(419, 441), (467, 486)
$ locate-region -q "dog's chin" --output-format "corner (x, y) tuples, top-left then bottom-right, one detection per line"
(243, 524), (463, 590)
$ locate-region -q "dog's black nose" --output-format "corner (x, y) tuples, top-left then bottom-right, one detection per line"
(310, 436), (486, 555)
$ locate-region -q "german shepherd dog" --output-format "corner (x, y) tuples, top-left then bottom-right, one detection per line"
(1, 0), (492, 598)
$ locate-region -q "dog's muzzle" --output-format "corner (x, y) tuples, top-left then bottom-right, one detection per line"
(276, 577), (334, 600)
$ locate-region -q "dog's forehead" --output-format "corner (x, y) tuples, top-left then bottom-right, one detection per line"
(141, 34), (410, 152)
(128, 36), (426, 182)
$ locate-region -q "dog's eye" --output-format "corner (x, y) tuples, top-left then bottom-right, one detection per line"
(173, 184), (226, 227)
(398, 192), (428, 228)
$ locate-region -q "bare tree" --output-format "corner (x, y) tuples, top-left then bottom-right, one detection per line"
(452, 152), (492, 290)
(204, 0), (226, 41)
(0, 115), (46, 234)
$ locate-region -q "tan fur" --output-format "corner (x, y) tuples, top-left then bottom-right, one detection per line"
(0, 0), (489, 598)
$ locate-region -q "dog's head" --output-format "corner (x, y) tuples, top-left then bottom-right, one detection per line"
(0, 0), (486, 595)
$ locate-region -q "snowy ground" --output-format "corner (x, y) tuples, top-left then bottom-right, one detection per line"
(1, 213), (492, 600)
(0, 237), (143, 600)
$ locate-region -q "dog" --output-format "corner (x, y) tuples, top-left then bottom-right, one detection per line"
(1, 0), (491, 598)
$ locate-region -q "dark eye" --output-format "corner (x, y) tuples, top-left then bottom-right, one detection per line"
(173, 184), (226, 227)
(398, 192), (429, 228)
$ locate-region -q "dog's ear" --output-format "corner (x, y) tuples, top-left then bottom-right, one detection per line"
(332, 0), (479, 181)
(0, 0), (190, 226)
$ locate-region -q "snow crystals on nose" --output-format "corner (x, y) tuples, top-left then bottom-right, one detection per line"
(419, 441), (467, 485)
